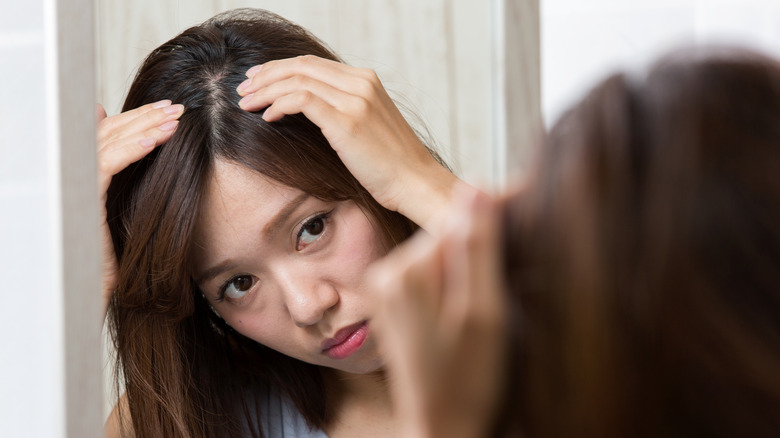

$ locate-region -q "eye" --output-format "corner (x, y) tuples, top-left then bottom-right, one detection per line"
(296, 212), (330, 250)
(219, 275), (256, 301)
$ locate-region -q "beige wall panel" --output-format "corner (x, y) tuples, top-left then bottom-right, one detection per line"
(449, 1), (493, 181)
(501, 0), (542, 180)
(60, 0), (103, 435)
(95, 0), (507, 181)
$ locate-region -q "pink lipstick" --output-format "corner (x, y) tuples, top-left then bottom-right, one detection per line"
(321, 321), (369, 360)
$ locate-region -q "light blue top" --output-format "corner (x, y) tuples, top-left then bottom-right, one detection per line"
(246, 385), (329, 438)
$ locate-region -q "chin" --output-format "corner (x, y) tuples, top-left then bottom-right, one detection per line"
(330, 354), (385, 376)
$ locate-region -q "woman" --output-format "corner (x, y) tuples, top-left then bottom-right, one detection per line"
(100, 8), (468, 437)
(372, 47), (780, 437)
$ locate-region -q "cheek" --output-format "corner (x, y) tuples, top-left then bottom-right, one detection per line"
(336, 218), (386, 274)
(226, 309), (294, 351)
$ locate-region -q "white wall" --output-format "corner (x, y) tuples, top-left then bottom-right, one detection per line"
(0, 1), (61, 434)
(542, 0), (780, 126)
(0, 0), (101, 436)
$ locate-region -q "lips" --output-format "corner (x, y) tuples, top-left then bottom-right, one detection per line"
(321, 321), (369, 360)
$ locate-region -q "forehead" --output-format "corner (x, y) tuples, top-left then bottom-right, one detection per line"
(195, 159), (303, 238)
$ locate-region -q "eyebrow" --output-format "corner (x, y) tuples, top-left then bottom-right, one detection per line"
(194, 259), (239, 287)
(194, 192), (311, 287)
(261, 192), (311, 239)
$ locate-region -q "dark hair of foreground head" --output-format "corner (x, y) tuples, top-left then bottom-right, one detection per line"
(498, 47), (780, 437)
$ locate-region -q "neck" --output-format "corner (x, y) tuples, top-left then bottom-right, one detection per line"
(323, 368), (397, 437)
(324, 367), (390, 405)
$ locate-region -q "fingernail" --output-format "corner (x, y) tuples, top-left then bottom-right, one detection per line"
(140, 138), (156, 148)
(152, 99), (172, 109)
(163, 104), (184, 115)
(246, 64), (263, 77)
(237, 78), (252, 92)
(238, 93), (253, 109)
(159, 120), (179, 131)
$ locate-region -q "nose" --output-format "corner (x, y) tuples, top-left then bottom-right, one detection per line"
(277, 270), (340, 327)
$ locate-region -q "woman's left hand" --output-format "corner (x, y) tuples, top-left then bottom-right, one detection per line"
(236, 55), (462, 233)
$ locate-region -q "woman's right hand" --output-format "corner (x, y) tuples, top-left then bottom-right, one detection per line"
(235, 55), (469, 234)
(368, 189), (507, 438)
(96, 100), (183, 318)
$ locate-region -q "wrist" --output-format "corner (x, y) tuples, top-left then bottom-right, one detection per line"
(397, 163), (477, 235)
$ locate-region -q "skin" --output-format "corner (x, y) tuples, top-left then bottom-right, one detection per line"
(191, 159), (387, 375)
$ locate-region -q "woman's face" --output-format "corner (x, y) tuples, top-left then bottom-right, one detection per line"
(191, 159), (387, 375)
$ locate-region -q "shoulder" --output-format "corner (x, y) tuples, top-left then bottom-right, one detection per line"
(104, 394), (134, 438)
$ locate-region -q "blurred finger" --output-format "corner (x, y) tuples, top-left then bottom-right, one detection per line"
(370, 231), (441, 317)
(440, 189), (502, 332)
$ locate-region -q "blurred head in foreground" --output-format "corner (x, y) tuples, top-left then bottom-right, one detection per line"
(502, 47), (780, 437)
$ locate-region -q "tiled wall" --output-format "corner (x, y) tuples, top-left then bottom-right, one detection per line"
(542, 0), (780, 125)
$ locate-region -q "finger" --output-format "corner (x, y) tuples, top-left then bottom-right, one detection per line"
(370, 231), (444, 329)
(104, 103), (184, 143)
(258, 88), (348, 129)
(97, 99), (173, 143)
(238, 74), (346, 113)
(397, 239), (444, 317)
(439, 189), (502, 332)
(239, 55), (347, 92)
(238, 55), (376, 98)
(97, 120), (179, 180)
(98, 103), (183, 150)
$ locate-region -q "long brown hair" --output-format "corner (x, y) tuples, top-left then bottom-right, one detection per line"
(106, 9), (419, 437)
(502, 48), (780, 437)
